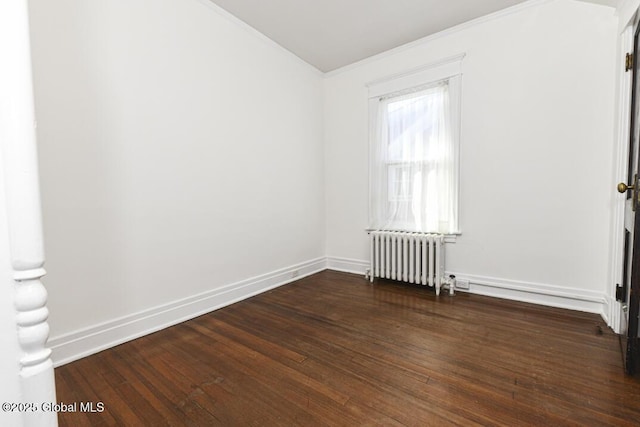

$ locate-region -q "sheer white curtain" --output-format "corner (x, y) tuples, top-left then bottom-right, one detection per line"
(370, 82), (458, 233)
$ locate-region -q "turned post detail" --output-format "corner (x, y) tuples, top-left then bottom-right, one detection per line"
(0, 0), (57, 425)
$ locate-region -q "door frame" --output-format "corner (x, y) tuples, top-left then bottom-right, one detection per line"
(610, 13), (639, 335)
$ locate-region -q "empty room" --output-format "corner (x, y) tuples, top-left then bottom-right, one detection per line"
(2, 0), (640, 425)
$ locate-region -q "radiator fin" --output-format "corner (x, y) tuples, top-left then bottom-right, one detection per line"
(369, 231), (446, 296)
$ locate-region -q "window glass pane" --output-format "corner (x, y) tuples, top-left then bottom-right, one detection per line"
(386, 86), (444, 163)
(387, 164), (414, 202)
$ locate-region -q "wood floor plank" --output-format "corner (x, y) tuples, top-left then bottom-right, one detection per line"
(159, 337), (315, 425)
(55, 270), (640, 426)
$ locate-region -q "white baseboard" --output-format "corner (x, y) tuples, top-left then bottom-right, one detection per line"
(49, 256), (610, 367)
(48, 257), (327, 367)
(325, 257), (608, 317)
(326, 256), (370, 275)
(602, 295), (612, 327)
(449, 272), (608, 317)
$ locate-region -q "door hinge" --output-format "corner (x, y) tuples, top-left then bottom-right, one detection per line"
(626, 52), (634, 72)
(617, 283), (628, 302)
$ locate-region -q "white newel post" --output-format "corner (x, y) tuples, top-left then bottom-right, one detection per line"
(0, 1), (58, 426)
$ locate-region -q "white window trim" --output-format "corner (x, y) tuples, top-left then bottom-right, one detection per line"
(366, 54), (465, 98)
(365, 228), (459, 243)
(366, 54), (464, 236)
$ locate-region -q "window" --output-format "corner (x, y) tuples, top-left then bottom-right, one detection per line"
(368, 56), (462, 234)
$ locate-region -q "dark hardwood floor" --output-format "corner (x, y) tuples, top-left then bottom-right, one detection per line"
(55, 270), (640, 426)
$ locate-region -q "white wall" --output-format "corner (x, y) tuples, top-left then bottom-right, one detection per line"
(28, 0), (325, 362)
(27, 0), (620, 365)
(324, 0), (618, 312)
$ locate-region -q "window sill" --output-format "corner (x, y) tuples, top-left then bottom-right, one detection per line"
(366, 229), (460, 243)
(444, 234), (459, 243)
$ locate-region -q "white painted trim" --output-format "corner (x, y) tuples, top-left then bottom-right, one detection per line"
(49, 257), (327, 367)
(327, 256), (370, 275)
(366, 54), (465, 98)
(192, 0), (323, 76)
(50, 255), (612, 366)
(0, 0), (57, 425)
(324, 0), (554, 78)
(609, 23), (635, 334)
(450, 273), (609, 318)
(325, 258), (608, 317)
(603, 295), (613, 326)
(364, 231), (458, 243)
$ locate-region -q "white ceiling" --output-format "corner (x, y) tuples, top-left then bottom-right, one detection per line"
(207, 0), (619, 73)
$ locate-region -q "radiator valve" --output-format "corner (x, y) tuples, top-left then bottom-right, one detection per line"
(445, 274), (456, 296)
